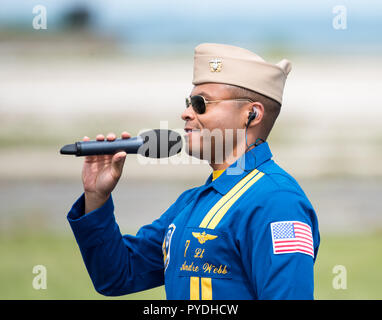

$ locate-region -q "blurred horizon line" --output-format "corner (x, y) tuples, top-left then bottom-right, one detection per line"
(1, 0), (381, 56)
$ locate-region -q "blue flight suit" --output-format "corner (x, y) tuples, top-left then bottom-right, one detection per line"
(67, 142), (320, 299)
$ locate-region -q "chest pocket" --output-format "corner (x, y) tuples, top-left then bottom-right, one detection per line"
(177, 227), (233, 280)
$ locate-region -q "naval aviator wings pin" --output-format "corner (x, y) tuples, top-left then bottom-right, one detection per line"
(192, 231), (218, 244)
(209, 58), (222, 72)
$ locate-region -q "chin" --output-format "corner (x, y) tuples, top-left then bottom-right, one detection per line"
(185, 132), (225, 162)
(186, 141), (219, 163)
(185, 140), (203, 159)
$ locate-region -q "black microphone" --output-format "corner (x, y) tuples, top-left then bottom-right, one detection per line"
(60, 129), (183, 158)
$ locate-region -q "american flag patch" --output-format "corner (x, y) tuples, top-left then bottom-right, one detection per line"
(270, 221), (314, 258)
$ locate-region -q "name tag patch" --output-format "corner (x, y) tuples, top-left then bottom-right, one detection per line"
(178, 227), (232, 279)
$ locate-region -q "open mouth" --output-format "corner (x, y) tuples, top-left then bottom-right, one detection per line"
(184, 128), (200, 134)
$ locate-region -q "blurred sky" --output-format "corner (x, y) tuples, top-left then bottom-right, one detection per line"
(1, 0), (381, 55)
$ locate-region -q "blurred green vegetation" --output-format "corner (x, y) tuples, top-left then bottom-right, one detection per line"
(0, 230), (165, 300)
(314, 232), (382, 299)
(0, 230), (381, 299)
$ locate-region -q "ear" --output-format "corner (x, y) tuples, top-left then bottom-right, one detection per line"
(246, 102), (264, 128)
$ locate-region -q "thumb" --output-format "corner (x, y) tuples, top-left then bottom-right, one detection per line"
(111, 151), (127, 178)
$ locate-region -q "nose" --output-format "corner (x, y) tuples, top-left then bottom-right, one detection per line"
(181, 105), (196, 122)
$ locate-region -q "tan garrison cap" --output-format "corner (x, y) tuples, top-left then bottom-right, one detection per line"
(192, 43), (292, 104)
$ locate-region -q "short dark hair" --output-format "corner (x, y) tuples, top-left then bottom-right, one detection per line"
(224, 84), (281, 139)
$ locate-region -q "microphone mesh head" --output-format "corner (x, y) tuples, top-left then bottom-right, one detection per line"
(138, 129), (183, 158)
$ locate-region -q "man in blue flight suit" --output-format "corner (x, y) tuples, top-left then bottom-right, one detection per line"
(67, 43), (320, 299)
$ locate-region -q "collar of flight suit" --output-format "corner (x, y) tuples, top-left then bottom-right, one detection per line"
(204, 141), (273, 195)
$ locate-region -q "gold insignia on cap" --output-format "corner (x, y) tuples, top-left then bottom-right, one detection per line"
(209, 58), (222, 72)
(193, 43), (292, 104)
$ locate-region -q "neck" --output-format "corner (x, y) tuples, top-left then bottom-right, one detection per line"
(209, 140), (246, 171)
(210, 162), (229, 171)
(209, 137), (265, 171)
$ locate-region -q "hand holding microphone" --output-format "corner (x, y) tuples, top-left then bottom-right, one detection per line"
(60, 129), (183, 214)
(81, 131), (131, 214)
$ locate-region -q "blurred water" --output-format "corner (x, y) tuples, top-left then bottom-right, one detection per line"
(1, 177), (381, 235)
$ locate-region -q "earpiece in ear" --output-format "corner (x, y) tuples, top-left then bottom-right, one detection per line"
(246, 107), (258, 127)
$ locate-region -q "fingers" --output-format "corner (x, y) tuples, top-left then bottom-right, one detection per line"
(106, 133), (117, 141)
(92, 131), (131, 141)
(96, 132), (131, 141)
(111, 151), (127, 179)
(121, 131), (131, 139)
(96, 134), (105, 141)
(83, 136), (98, 163)
(113, 151), (127, 162)
(83, 132), (130, 163)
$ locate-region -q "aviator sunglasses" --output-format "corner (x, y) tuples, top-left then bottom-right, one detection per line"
(185, 95), (254, 114)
